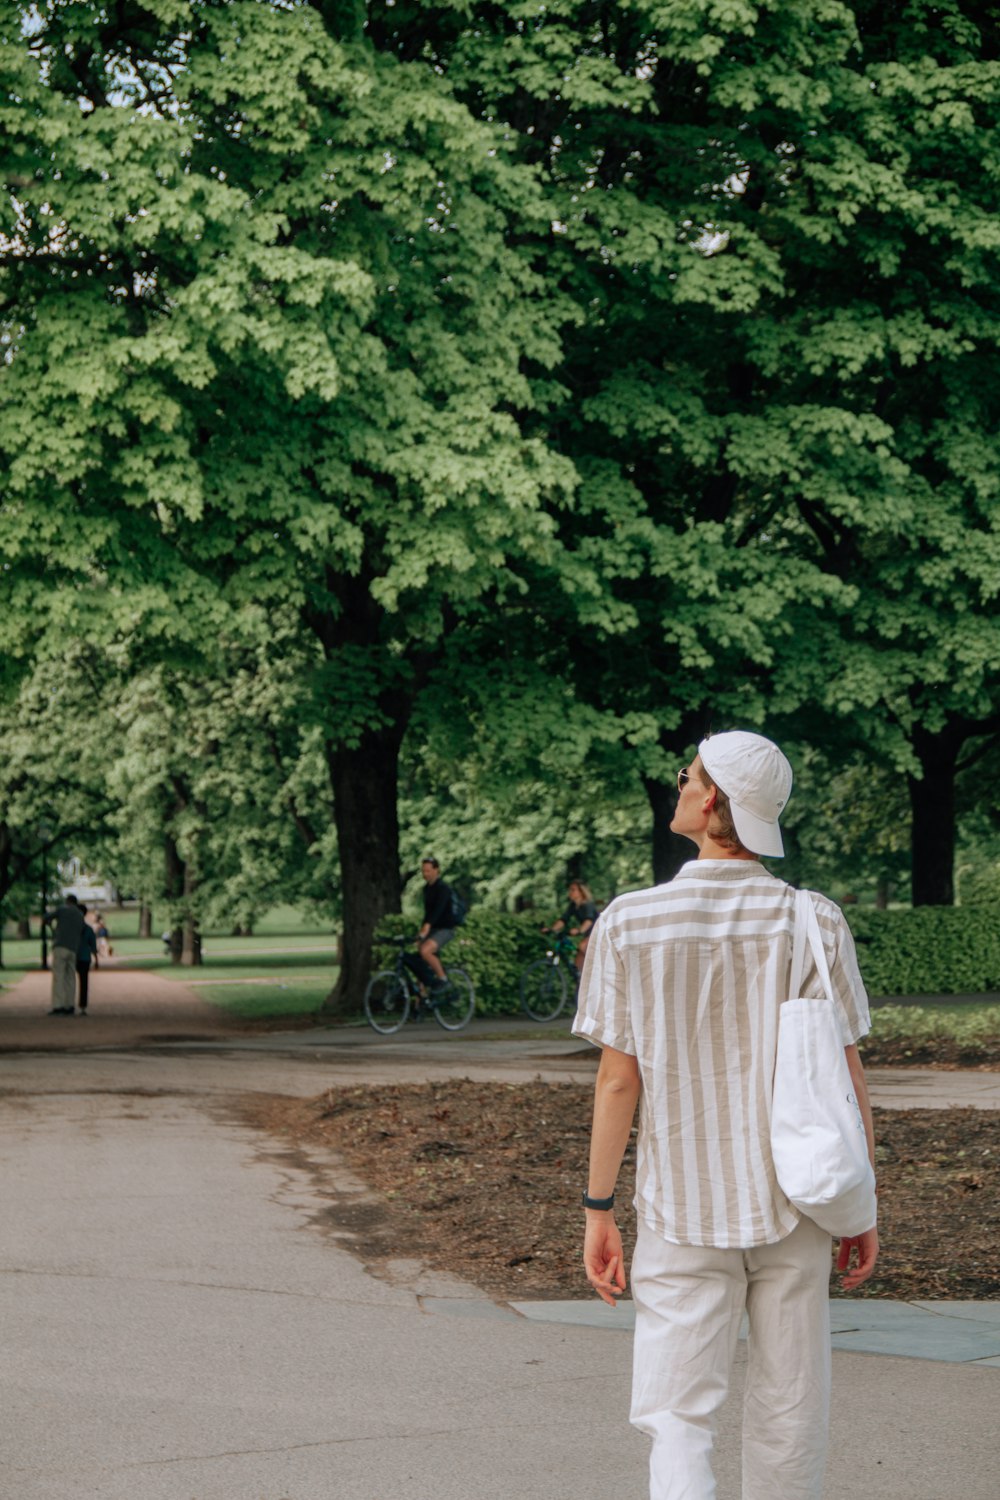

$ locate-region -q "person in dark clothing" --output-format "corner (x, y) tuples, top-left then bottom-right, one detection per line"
(415, 856), (457, 992)
(76, 904), (98, 1014)
(45, 894), (85, 1014)
(547, 880), (599, 973)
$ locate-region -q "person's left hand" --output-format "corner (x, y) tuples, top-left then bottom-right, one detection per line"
(836, 1224), (879, 1291)
(583, 1214), (626, 1306)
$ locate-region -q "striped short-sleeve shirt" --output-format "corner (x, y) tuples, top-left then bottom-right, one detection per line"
(572, 859), (870, 1249)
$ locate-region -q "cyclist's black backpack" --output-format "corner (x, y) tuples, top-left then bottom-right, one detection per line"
(449, 891), (468, 927)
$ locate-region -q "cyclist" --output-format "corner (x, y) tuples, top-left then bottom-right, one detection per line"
(412, 856), (458, 995)
(545, 880), (599, 973)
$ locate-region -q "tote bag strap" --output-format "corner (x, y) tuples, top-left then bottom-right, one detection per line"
(789, 888), (835, 1002)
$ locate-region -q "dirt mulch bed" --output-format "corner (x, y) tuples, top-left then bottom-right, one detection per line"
(860, 1038), (1000, 1068)
(242, 1081), (1000, 1302)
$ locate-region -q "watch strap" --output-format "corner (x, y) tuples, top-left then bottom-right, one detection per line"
(582, 1190), (615, 1211)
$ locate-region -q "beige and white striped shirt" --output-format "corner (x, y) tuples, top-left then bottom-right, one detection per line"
(573, 860), (870, 1248)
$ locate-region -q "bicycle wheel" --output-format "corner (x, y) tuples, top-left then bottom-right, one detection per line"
(363, 971), (410, 1034)
(433, 968), (476, 1031)
(520, 958), (568, 1022)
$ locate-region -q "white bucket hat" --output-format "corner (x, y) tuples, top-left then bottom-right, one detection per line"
(698, 731), (793, 858)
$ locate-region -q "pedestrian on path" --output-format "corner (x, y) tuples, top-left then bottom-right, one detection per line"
(76, 904), (98, 1015)
(574, 730), (879, 1500)
(45, 894), (85, 1015)
(95, 916), (112, 961)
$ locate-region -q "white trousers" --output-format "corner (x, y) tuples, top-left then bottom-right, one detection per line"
(630, 1216), (832, 1500)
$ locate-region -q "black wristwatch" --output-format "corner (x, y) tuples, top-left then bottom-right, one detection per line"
(582, 1190), (615, 1211)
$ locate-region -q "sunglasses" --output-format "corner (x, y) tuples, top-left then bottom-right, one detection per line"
(677, 766), (691, 791)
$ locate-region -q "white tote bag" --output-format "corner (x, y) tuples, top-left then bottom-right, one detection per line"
(770, 890), (877, 1237)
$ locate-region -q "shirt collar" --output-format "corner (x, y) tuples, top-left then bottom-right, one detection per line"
(676, 859), (770, 881)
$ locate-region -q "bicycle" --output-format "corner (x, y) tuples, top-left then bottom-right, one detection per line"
(519, 931), (581, 1022)
(363, 935), (476, 1035)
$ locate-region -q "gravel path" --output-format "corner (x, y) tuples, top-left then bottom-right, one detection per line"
(0, 961), (257, 1049)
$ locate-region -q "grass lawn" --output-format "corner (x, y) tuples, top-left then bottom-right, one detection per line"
(0, 904), (339, 1019)
(0, 962), (30, 996)
(197, 980), (335, 1022)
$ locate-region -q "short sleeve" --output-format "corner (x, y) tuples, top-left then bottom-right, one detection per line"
(799, 896), (871, 1045)
(814, 903), (870, 1046)
(571, 909), (635, 1054)
(829, 915), (870, 1044)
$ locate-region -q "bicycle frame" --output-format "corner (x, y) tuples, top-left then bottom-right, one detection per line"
(365, 935), (476, 1034)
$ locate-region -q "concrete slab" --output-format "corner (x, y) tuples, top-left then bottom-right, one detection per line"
(827, 1303), (1000, 1362)
(861, 1067), (1000, 1109)
(512, 1298), (1000, 1365)
(511, 1298), (636, 1331)
(911, 1299), (1000, 1327)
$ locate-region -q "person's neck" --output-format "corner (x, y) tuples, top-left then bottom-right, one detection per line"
(694, 836), (757, 862)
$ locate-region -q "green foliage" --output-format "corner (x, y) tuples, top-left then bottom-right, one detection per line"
(374, 909), (544, 1014)
(452, 0), (1000, 901)
(956, 861), (1000, 908)
(861, 1004), (1000, 1066)
(0, 651), (116, 921)
(847, 907), (1000, 997)
(5, 0), (1000, 971)
(105, 624), (337, 932)
(779, 747), (911, 905)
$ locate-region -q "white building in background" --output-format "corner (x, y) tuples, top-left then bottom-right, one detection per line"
(58, 858), (119, 908)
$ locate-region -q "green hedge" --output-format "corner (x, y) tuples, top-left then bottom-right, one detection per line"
(375, 903), (1000, 1010)
(373, 909), (553, 1014)
(846, 907), (1000, 997)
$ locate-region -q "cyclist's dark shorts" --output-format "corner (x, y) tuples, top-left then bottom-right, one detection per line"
(426, 928), (455, 950)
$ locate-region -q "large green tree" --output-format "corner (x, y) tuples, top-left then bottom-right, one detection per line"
(435, 0), (1000, 901)
(5, 0), (999, 975)
(1, 0), (580, 1005)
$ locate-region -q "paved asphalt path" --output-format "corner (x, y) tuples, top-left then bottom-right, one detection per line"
(1, 966), (998, 1499)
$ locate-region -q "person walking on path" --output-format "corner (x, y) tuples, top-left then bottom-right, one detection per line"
(76, 905), (98, 1015)
(45, 894), (85, 1015)
(95, 916), (112, 962)
(574, 730), (879, 1500)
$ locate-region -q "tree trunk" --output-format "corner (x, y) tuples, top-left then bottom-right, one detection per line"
(908, 726), (961, 906)
(180, 861), (202, 966)
(138, 903), (153, 939)
(180, 918), (202, 965)
(323, 726), (405, 1016)
(164, 832), (185, 965)
(16, 917), (30, 940)
(643, 776), (691, 885)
